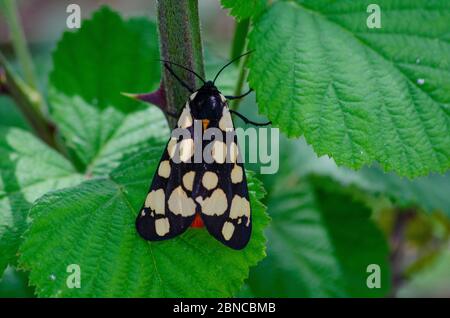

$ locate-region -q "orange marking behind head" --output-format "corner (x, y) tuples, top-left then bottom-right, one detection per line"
(202, 119), (210, 130)
(191, 213), (204, 228)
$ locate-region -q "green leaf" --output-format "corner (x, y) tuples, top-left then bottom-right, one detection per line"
(221, 0), (267, 21)
(50, 6), (160, 113)
(334, 168), (450, 217)
(49, 92), (168, 175)
(0, 127), (83, 276)
(229, 82), (450, 217)
(282, 138), (450, 217)
(19, 149), (269, 297)
(247, 179), (390, 297)
(248, 1), (450, 177)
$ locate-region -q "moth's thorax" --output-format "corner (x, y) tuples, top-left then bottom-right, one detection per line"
(189, 83), (226, 121)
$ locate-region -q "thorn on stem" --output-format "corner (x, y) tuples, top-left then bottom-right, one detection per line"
(121, 82), (166, 110)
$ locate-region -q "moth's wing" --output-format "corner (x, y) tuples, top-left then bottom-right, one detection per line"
(193, 105), (252, 250)
(136, 102), (197, 241)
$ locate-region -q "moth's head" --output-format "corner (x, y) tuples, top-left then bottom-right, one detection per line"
(190, 82), (223, 120)
(162, 51), (254, 120)
(200, 80), (218, 92)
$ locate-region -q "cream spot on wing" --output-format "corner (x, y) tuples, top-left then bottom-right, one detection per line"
(220, 94), (227, 103)
(179, 138), (194, 163)
(190, 91), (198, 101)
(145, 189), (165, 215)
(229, 195), (251, 226)
(199, 188), (228, 216)
(195, 196), (203, 204)
(167, 137), (177, 159)
(202, 171), (218, 190)
(231, 164), (243, 184)
(219, 108), (234, 132)
(141, 210), (146, 217)
(155, 218), (170, 236)
(222, 221), (235, 241)
(182, 171), (195, 191)
(168, 186), (196, 216)
(229, 142), (239, 163)
(211, 141), (227, 164)
(158, 160), (171, 178)
(177, 106), (193, 128)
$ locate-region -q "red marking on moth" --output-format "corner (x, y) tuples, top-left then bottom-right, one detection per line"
(191, 213), (204, 228)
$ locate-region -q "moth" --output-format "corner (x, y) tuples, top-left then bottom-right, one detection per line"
(135, 52), (270, 250)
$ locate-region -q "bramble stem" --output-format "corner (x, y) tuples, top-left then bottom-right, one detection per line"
(230, 18), (250, 61)
(229, 19), (250, 111)
(0, 53), (60, 150)
(157, 0), (205, 127)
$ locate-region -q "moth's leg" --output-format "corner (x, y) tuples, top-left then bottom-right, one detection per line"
(164, 63), (194, 93)
(229, 110), (272, 126)
(225, 88), (253, 100)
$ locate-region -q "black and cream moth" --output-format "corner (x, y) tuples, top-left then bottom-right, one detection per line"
(135, 81), (252, 250)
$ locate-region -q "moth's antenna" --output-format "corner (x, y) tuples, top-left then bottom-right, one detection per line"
(159, 60), (206, 84)
(164, 63), (194, 93)
(213, 50), (254, 84)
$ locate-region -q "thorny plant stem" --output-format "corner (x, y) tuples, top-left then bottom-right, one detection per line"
(157, 0), (205, 127)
